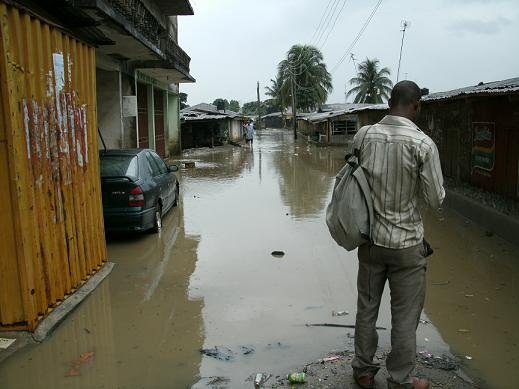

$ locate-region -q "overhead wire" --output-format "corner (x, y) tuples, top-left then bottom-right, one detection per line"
(311, 0), (334, 42)
(319, 0), (348, 49)
(331, 0), (384, 74)
(314, 0), (341, 46)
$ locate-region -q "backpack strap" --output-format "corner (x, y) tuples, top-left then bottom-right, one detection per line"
(353, 125), (372, 160)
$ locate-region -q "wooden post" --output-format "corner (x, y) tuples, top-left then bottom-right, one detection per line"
(256, 81), (261, 129)
(291, 76), (297, 140)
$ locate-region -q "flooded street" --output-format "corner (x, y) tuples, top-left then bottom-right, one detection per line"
(1, 129), (518, 388)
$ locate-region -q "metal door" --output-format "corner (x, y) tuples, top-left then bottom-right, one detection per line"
(154, 89), (165, 157)
(137, 82), (149, 148)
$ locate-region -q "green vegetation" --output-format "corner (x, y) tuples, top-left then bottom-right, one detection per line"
(229, 99), (240, 112)
(347, 58), (393, 103)
(212, 98), (230, 110)
(277, 44), (333, 112)
(180, 92), (188, 109)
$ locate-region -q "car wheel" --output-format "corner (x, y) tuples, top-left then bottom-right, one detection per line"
(152, 204), (162, 233)
(173, 183), (180, 207)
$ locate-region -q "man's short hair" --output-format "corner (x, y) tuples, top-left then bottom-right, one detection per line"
(390, 81), (421, 106)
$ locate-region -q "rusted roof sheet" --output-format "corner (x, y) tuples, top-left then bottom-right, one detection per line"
(300, 103), (388, 123)
(422, 77), (519, 102)
(181, 112), (229, 121)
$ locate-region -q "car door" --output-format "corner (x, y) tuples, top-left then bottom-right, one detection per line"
(145, 151), (166, 211)
(150, 151), (174, 211)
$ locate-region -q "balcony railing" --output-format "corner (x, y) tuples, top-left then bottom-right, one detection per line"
(105, 0), (162, 47)
(165, 35), (191, 73)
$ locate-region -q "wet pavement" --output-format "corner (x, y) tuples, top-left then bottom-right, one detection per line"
(0, 128), (518, 388)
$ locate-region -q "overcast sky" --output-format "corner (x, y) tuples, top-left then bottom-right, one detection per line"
(178, 0), (519, 106)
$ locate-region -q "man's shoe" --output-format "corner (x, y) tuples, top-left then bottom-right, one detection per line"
(411, 378), (429, 389)
(354, 373), (375, 389)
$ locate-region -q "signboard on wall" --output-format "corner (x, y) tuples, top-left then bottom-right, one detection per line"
(122, 96), (137, 117)
(472, 122), (495, 172)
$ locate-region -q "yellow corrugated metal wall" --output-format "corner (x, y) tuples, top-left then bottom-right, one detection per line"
(0, 3), (107, 330)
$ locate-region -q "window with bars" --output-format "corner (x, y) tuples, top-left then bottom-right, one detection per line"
(332, 120), (357, 135)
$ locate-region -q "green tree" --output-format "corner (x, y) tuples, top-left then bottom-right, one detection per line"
(265, 74), (284, 112)
(347, 58), (393, 103)
(278, 45), (333, 111)
(212, 98), (229, 110)
(242, 101), (267, 116)
(229, 99), (240, 112)
(180, 92), (188, 109)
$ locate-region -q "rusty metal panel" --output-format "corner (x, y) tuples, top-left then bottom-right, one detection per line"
(0, 2), (107, 330)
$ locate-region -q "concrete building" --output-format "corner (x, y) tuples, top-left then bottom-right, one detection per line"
(90, 0), (195, 158)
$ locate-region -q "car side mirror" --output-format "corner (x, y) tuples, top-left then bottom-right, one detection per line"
(168, 164), (179, 172)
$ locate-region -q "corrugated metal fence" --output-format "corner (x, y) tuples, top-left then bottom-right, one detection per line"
(0, 2), (107, 330)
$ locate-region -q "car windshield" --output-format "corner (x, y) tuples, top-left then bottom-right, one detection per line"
(100, 155), (139, 180)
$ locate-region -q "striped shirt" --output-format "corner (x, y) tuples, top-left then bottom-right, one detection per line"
(355, 115), (445, 249)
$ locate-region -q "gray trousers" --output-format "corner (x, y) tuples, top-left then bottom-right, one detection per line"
(352, 243), (427, 388)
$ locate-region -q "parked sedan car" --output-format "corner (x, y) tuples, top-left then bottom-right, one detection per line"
(99, 149), (179, 233)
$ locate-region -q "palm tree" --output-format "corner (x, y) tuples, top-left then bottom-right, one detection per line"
(265, 74), (284, 112)
(278, 45), (333, 112)
(347, 58), (393, 103)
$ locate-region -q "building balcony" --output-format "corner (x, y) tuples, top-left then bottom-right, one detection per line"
(76, 0), (194, 81)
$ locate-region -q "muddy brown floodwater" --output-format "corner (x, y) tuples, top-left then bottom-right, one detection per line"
(0, 128), (518, 388)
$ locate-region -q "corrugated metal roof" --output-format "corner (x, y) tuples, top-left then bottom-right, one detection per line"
(261, 112), (283, 118)
(181, 112), (229, 121)
(180, 104), (246, 121)
(422, 77), (519, 102)
(301, 103), (388, 123)
(181, 103), (219, 114)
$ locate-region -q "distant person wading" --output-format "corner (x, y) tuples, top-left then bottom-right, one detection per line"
(245, 120), (254, 147)
(351, 81), (445, 389)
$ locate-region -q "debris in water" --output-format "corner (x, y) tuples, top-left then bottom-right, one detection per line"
(418, 351), (457, 370)
(457, 329), (470, 333)
(254, 373), (263, 387)
(240, 345), (255, 355)
(465, 355), (473, 360)
(419, 319), (429, 325)
(184, 161), (195, 168)
(83, 328), (91, 334)
(271, 251), (285, 258)
(432, 280), (450, 286)
(306, 323), (386, 330)
(200, 346), (234, 361)
(205, 376), (230, 385)
(424, 338), (430, 342)
(287, 372), (305, 383)
(317, 355), (341, 363)
(464, 294), (474, 297)
(332, 310), (349, 316)
(0, 338), (16, 350)
(65, 351), (95, 377)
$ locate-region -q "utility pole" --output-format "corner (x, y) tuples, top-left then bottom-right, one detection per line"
(291, 75), (297, 140)
(344, 53), (358, 104)
(396, 20), (409, 83)
(256, 81), (261, 129)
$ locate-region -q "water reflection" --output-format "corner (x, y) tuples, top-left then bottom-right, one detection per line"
(267, 129), (346, 220)
(0, 204), (204, 389)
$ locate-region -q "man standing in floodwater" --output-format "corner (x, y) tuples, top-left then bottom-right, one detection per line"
(245, 120), (254, 148)
(352, 81), (445, 389)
